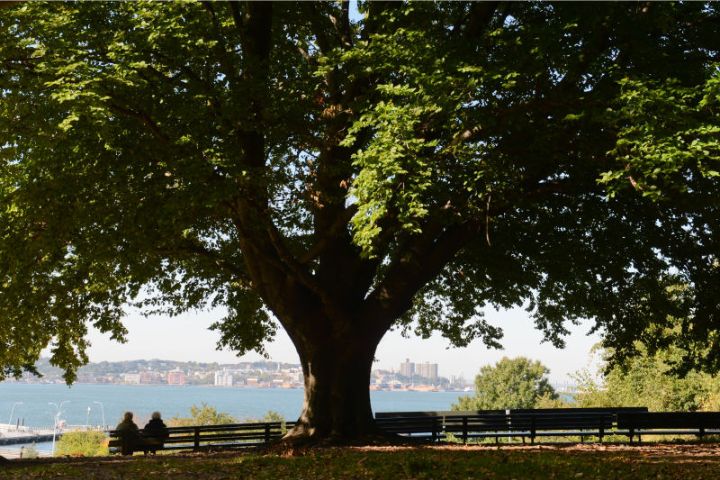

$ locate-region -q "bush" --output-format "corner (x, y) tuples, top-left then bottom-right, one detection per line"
(259, 410), (287, 433)
(260, 410), (284, 423)
(169, 403), (237, 427)
(573, 347), (720, 412)
(453, 357), (558, 410)
(55, 431), (109, 457)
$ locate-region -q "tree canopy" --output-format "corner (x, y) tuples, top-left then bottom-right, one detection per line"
(453, 357), (557, 410)
(1, 1), (719, 439)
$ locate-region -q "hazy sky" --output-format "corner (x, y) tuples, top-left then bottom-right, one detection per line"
(86, 306), (602, 384)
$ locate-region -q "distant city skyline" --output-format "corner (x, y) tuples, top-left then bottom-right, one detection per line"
(84, 305), (602, 384)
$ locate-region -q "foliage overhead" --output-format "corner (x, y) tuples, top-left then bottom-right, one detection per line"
(0, 1), (719, 385)
(453, 356), (557, 410)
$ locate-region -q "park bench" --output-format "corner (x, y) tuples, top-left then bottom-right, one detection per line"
(374, 415), (444, 442)
(617, 412), (720, 443)
(376, 410), (521, 443)
(376, 407), (650, 444)
(443, 413), (511, 443)
(506, 407), (649, 444)
(506, 411), (613, 443)
(109, 420), (291, 454)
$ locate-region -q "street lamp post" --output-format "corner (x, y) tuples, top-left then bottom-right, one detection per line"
(93, 401), (106, 430)
(48, 401), (69, 457)
(7, 402), (23, 431)
(86, 407), (91, 429)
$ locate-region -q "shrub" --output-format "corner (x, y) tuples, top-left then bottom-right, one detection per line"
(55, 431), (109, 457)
(453, 357), (558, 410)
(21, 443), (40, 459)
(169, 403), (237, 427)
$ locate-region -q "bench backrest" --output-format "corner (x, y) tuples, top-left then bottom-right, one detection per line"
(508, 412), (613, 431)
(376, 408), (653, 435)
(617, 412), (720, 430)
(508, 407), (648, 416)
(375, 410), (503, 419)
(110, 421), (287, 448)
(110, 421), (286, 436)
(374, 416), (442, 435)
(443, 413), (508, 432)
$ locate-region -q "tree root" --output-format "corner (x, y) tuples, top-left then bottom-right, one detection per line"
(259, 428), (430, 456)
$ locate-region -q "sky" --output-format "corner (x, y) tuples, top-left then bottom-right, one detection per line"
(85, 306), (602, 385)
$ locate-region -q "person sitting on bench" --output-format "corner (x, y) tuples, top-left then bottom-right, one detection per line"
(115, 412), (141, 456)
(142, 411), (169, 454)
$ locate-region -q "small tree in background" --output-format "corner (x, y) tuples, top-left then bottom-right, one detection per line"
(574, 347), (720, 412)
(261, 410), (284, 423)
(21, 444), (40, 459)
(169, 403), (237, 427)
(453, 357), (558, 410)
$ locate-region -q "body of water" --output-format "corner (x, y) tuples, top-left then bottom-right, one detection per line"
(0, 383), (464, 429)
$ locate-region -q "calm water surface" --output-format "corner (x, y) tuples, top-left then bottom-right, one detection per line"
(0, 383), (464, 428)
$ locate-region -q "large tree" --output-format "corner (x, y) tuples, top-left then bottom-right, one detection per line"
(1, 2), (719, 442)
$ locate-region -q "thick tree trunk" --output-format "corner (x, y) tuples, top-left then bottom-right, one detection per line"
(284, 331), (382, 443)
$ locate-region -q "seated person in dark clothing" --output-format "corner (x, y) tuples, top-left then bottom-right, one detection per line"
(142, 411), (169, 454)
(115, 411), (141, 456)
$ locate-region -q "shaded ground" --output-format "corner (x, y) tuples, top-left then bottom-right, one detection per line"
(3, 443), (720, 479)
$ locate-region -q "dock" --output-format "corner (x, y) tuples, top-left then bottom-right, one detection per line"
(0, 424), (57, 446)
(0, 423), (102, 446)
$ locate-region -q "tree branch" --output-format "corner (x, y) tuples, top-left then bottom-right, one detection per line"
(464, 1), (500, 39)
(157, 238), (250, 284)
(361, 222), (477, 331)
(299, 205), (357, 264)
(105, 101), (170, 143)
(331, 1), (353, 49)
(200, 1), (240, 88)
(265, 223), (328, 299)
(228, 1), (243, 34)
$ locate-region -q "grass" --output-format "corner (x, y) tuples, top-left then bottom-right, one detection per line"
(3, 444), (720, 479)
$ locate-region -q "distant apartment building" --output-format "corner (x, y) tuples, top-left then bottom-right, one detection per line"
(399, 358), (415, 377)
(122, 373), (141, 384)
(167, 369), (186, 385)
(139, 371), (164, 384)
(214, 369), (234, 387)
(417, 362), (439, 381)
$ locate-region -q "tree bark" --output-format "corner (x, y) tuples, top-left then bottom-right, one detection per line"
(284, 326), (383, 443)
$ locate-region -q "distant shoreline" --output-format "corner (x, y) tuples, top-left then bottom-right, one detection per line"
(1, 381), (469, 393)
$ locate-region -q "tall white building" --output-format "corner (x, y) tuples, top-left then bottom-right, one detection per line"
(214, 369), (233, 387)
(399, 358), (415, 377)
(417, 362), (439, 380)
(122, 373), (141, 384)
